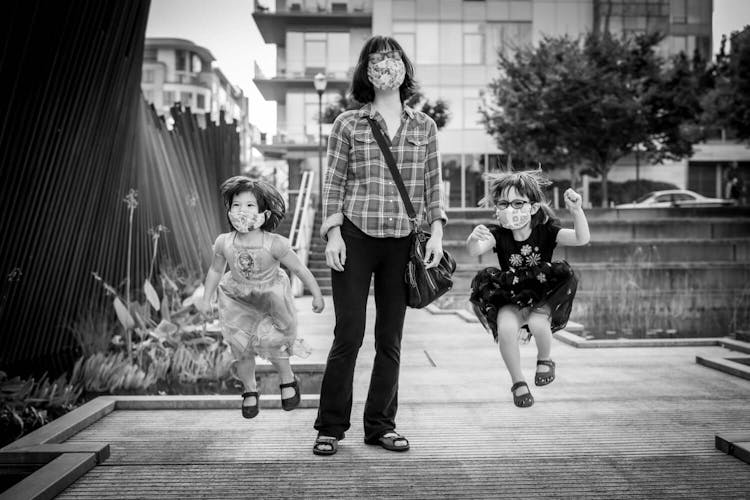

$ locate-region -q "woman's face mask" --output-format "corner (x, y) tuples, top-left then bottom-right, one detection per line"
(367, 58), (406, 91)
(496, 205), (533, 230)
(228, 210), (268, 233)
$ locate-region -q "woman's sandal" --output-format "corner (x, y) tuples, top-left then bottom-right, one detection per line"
(511, 381), (534, 408)
(312, 435), (338, 456)
(365, 431), (410, 452)
(241, 391), (259, 419)
(280, 377), (301, 411)
(535, 359), (556, 386)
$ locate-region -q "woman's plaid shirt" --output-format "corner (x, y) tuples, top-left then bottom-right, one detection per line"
(320, 103), (447, 239)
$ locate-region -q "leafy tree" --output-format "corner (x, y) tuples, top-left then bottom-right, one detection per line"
(481, 32), (704, 206)
(321, 90), (450, 130)
(701, 26), (750, 141)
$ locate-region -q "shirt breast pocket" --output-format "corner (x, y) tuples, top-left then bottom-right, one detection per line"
(351, 131), (376, 166)
(404, 134), (427, 164)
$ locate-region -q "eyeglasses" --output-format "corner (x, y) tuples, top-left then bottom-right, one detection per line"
(495, 199), (530, 210)
(368, 50), (402, 64)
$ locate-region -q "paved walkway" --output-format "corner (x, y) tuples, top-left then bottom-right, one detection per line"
(24, 298), (750, 498)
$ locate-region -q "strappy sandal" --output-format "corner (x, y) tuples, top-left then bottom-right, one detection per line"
(241, 391), (259, 419)
(511, 381), (534, 408)
(312, 435), (338, 456)
(280, 377), (301, 411)
(365, 432), (410, 452)
(535, 359), (556, 386)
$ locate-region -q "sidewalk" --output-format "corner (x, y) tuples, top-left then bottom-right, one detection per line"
(8, 297), (750, 499)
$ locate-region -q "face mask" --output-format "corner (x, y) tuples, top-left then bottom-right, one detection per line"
(228, 211), (268, 233)
(497, 206), (532, 230)
(367, 58), (406, 91)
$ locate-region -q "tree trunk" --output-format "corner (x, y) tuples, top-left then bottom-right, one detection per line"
(600, 168), (609, 207)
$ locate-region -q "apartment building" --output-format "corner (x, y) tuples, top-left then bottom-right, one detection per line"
(253, 0), (742, 206)
(141, 37), (259, 167)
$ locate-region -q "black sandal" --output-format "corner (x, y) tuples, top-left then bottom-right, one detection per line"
(535, 359), (556, 386)
(241, 391), (259, 419)
(312, 435), (338, 456)
(365, 432), (410, 452)
(280, 377), (301, 411)
(511, 381), (534, 408)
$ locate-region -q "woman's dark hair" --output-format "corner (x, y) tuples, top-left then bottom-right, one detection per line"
(480, 169), (559, 228)
(220, 176), (285, 232)
(351, 36), (417, 104)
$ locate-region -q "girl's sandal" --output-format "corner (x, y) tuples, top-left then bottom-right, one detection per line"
(535, 359), (556, 386)
(312, 436), (338, 456)
(511, 381), (534, 408)
(280, 377), (301, 411)
(241, 391), (259, 419)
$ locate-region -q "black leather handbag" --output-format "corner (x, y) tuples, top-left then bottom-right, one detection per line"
(366, 118), (456, 308)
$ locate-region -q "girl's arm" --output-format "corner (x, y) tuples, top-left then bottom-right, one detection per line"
(196, 236), (227, 313)
(466, 224), (496, 256)
(279, 250), (325, 313)
(556, 188), (590, 246)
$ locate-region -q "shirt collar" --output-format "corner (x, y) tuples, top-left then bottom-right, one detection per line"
(358, 102), (416, 121)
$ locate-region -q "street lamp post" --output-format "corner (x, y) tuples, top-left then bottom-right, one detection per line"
(313, 72), (328, 214)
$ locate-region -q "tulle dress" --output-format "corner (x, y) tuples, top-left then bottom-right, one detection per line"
(470, 220), (578, 341)
(216, 231), (310, 360)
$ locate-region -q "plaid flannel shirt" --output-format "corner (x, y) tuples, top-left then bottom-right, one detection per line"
(320, 103), (447, 239)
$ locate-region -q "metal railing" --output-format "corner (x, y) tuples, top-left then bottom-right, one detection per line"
(288, 170), (316, 296)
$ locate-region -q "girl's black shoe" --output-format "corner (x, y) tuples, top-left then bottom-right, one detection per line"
(280, 378), (301, 411)
(241, 391), (259, 419)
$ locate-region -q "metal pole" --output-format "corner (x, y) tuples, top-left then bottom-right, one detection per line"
(318, 91), (323, 214)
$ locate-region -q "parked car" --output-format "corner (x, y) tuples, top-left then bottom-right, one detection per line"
(616, 189), (734, 208)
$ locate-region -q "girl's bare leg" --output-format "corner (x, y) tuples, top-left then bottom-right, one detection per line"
(528, 310), (553, 372)
(235, 356), (257, 405)
(270, 357), (296, 399)
(496, 305), (527, 395)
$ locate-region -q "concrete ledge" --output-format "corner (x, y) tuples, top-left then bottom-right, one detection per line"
(715, 432), (750, 465)
(0, 443), (109, 465)
(555, 330), (723, 348)
(0, 452), (97, 500)
(112, 394), (319, 410)
(695, 356), (750, 380)
(718, 338), (750, 354)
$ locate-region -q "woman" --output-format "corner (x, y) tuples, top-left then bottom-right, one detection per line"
(312, 36), (446, 456)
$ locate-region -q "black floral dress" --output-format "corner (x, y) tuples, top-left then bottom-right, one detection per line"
(470, 220), (578, 341)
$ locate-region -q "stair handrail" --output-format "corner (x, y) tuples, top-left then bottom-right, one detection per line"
(288, 170), (315, 296)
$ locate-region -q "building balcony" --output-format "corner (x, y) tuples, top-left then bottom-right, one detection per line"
(253, 74), (350, 103)
(253, 0), (371, 45)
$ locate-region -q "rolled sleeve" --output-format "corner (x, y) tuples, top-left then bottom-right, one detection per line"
(424, 119), (447, 227)
(320, 115), (350, 239)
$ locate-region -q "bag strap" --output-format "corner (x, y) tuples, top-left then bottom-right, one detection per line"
(366, 117), (418, 222)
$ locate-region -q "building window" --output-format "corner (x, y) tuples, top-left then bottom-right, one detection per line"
(304, 33), (327, 73)
(164, 91), (175, 106)
(416, 23), (439, 64)
(441, 155), (462, 208)
(175, 50), (187, 71)
(463, 24), (484, 65)
(143, 69), (155, 83)
(180, 92), (192, 107)
(486, 22), (532, 64)
(196, 94), (206, 109)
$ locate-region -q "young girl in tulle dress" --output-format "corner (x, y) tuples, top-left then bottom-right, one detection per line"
(466, 170), (589, 408)
(197, 176), (325, 418)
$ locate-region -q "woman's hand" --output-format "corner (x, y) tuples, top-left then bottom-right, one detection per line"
(424, 235), (444, 269)
(325, 228), (347, 272)
(564, 188), (583, 212)
(312, 294), (325, 313)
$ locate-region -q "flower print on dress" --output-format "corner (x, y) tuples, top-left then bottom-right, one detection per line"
(509, 254), (523, 267)
(536, 272), (547, 283)
(520, 244), (532, 256)
(526, 253), (541, 266)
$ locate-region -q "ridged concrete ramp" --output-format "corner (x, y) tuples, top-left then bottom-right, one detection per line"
(9, 297), (750, 499)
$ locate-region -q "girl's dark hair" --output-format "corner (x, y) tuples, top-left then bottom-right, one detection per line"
(480, 169), (559, 228)
(351, 36), (417, 104)
(220, 176), (285, 232)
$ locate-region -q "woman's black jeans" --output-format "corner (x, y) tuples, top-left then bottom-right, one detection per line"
(314, 218), (411, 442)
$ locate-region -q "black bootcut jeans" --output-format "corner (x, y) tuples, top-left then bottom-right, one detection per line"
(314, 217), (411, 442)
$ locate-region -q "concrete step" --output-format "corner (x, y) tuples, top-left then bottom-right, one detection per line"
(442, 217), (750, 241)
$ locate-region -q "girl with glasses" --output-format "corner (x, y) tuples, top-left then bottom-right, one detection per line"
(465, 170), (590, 408)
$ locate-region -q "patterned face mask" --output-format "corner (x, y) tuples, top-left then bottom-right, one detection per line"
(497, 206), (532, 230)
(367, 58), (406, 91)
(228, 211), (268, 233)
